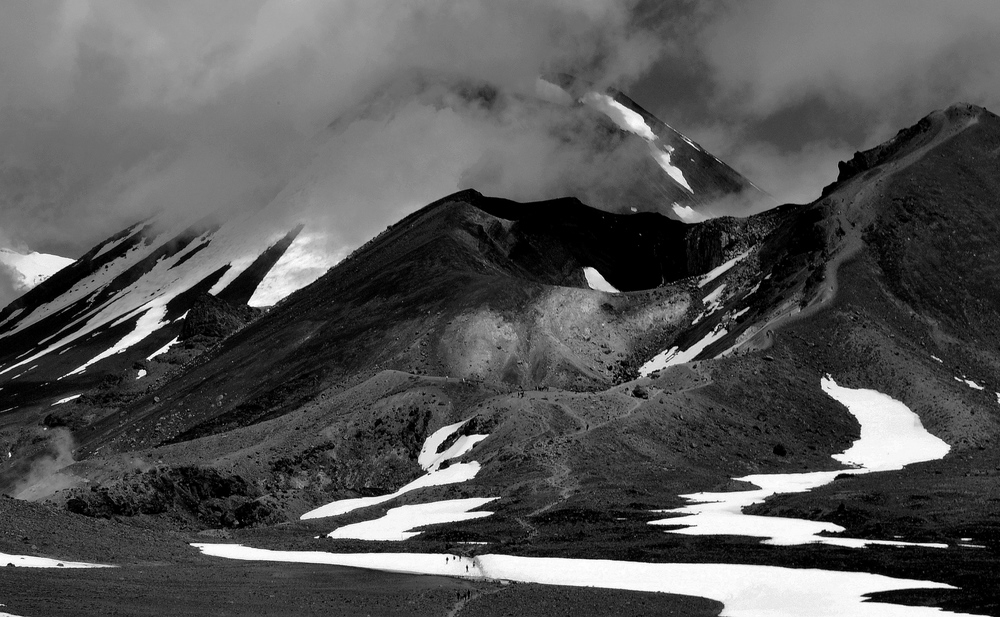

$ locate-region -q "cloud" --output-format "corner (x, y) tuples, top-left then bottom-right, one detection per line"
(700, 0), (1000, 120)
(0, 0), (663, 258)
(688, 122), (854, 206)
(635, 0), (1000, 207)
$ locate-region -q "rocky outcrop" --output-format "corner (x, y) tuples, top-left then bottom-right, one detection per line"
(180, 293), (262, 342)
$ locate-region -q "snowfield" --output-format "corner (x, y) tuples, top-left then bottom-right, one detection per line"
(187, 379), (974, 616)
(638, 325), (729, 376)
(582, 267), (619, 293)
(302, 420), (489, 520)
(580, 92), (657, 141)
(649, 376), (951, 547)
(327, 498), (498, 541)
(699, 250), (751, 288)
(300, 462), (482, 520)
(0, 248), (74, 292)
(191, 545), (977, 617)
(0, 552), (110, 569)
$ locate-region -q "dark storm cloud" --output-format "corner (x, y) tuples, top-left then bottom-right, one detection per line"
(0, 0), (662, 259)
(642, 0), (1000, 205)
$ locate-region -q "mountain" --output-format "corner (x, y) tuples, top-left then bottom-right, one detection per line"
(0, 75), (768, 425)
(2, 99), (1000, 616)
(536, 74), (774, 220)
(0, 247), (73, 294)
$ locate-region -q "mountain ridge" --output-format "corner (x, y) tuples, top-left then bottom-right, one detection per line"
(4, 99), (1000, 615)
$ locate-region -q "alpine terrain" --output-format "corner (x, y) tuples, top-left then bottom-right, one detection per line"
(1, 78), (999, 617)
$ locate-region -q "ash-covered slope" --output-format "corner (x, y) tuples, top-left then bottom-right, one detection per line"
(68, 190), (773, 456)
(0, 213), (304, 398)
(0, 74), (772, 426)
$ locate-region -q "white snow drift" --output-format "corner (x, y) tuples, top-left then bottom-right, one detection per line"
(327, 497), (498, 541)
(301, 420), (489, 520)
(638, 325), (729, 377)
(649, 376), (951, 547)
(0, 552), (109, 569)
(0, 248), (73, 293)
(582, 267), (619, 293)
(192, 544), (975, 617)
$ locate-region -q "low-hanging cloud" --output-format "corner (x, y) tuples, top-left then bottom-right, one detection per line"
(700, 0), (1000, 121)
(0, 0), (663, 261)
(649, 0), (1000, 206)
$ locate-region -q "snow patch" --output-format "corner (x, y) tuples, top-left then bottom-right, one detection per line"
(147, 337), (179, 361)
(248, 232), (341, 307)
(954, 377), (984, 391)
(699, 251), (751, 288)
(136, 369), (147, 380)
(582, 267), (619, 294)
(702, 284), (726, 314)
(650, 145), (693, 193)
(327, 498), (498, 541)
(671, 203), (708, 223)
(649, 376), (951, 547)
(51, 394), (81, 406)
(61, 303), (169, 378)
(300, 463), (481, 520)
(639, 325), (728, 377)
(580, 92), (656, 141)
(418, 421), (489, 473)
(0, 551), (110, 569)
(303, 421), (490, 520)
(192, 545), (970, 617)
(0, 248), (74, 292)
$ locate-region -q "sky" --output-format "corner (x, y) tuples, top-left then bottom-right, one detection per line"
(0, 1), (998, 295)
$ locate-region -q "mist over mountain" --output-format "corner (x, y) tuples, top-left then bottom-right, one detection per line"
(3, 4), (1000, 617)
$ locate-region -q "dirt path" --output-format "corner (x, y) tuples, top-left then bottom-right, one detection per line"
(444, 583), (507, 617)
(729, 114), (978, 356)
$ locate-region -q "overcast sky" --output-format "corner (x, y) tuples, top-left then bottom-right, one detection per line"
(1, 0), (998, 265)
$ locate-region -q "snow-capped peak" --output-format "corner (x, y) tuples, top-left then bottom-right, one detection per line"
(0, 248), (74, 292)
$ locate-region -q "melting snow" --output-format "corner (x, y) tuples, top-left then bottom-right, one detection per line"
(0, 249), (74, 292)
(639, 325), (728, 377)
(649, 376), (951, 548)
(327, 497), (498, 541)
(582, 267), (619, 294)
(650, 145), (693, 193)
(300, 463), (482, 520)
(699, 251), (751, 288)
(249, 232), (341, 307)
(62, 303), (169, 378)
(147, 337), (179, 361)
(192, 545), (973, 617)
(671, 203), (708, 223)
(580, 92), (656, 141)
(702, 284), (726, 314)
(0, 552), (109, 569)
(954, 377), (984, 391)
(302, 421), (489, 520)
(51, 394), (81, 406)
(418, 421), (489, 472)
